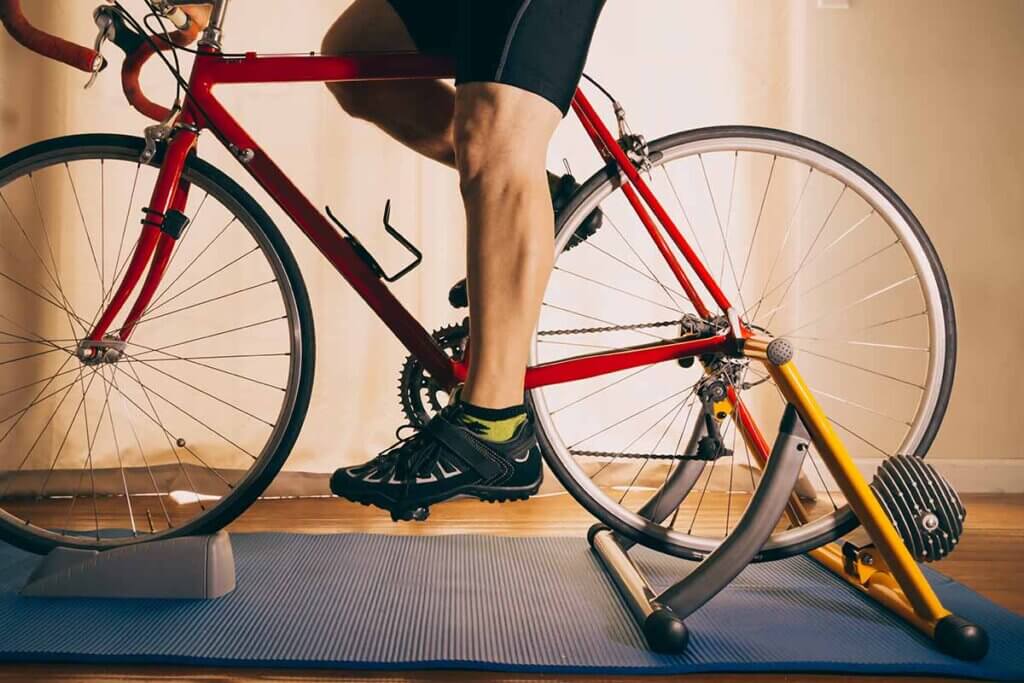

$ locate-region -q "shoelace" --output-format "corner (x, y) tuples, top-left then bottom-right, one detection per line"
(368, 406), (462, 484)
(365, 404), (502, 485)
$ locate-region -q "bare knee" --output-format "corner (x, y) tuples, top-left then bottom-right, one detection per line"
(455, 134), (538, 201)
(453, 84), (560, 196)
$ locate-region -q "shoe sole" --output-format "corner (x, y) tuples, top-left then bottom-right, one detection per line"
(332, 477), (543, 522)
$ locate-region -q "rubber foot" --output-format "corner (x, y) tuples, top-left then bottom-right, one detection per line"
(643, 607), (690, 654)
(935, 614), (989, 661)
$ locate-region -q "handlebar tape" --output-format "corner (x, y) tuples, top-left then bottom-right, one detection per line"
(121, 19), (203, 122)
(0, 0), (101, 73)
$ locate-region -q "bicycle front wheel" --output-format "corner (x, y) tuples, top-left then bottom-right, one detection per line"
(0, 134), (315, 553)
(531, 126), (955, 560)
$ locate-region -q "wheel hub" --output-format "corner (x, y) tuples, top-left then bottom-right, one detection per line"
(76, 335), (126, 366)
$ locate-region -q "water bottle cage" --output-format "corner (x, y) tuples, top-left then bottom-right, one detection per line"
(326, 201), (422, 283)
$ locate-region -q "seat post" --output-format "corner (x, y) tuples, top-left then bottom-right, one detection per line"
(199, 0), (231, 50)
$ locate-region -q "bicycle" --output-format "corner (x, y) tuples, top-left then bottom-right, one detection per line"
(0, 0), (984, 659)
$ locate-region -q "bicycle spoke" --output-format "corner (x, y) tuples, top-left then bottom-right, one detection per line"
(698, 153), (746, 312)
(99, 365), (137, 536)
(134, 316), (286, 357)
(0, 354), (78, 436)
(660, 165), (711, 267)
(648, 398), (700, 522)
(761, 186), (848, 330)
(104, 162), (142, 308)
(570, 387), (690, 450)
(116, 361), (257, 460)
(0, 268), (92, 332)
(580, 239), (690, 303)
(603, 210), (690, 312)
(108, 363), (231, 494)
(124, 279), (277, 332)
(122, 339), (288, 392)
(754, 239), (899, 322)
(738, 155), (776, 291)
(126, 350), (275, 427)
(145, 217), (238, 314)
(1, 188), (75, 320)
(27, 174), (78, 316)
(810, 385), (913, 425)
(65, 163), (103, 285)
(749, 167), (813, 321)
(616, 394), (694, 505)
(115, 375), (173, 529)
(798, 346), (924, 390)
(38, 371), (94, 498)
(0, 365), (83, 499)
(553, 265), (683, 314)
(549, 365), (657, 415)
(779, 274), (920, 339)
(115, 364), (208, 509)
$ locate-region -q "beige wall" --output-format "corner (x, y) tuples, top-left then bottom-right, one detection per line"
(1, 1), (1022, 490)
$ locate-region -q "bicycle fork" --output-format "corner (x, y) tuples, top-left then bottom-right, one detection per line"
(78, 127), (197, 363)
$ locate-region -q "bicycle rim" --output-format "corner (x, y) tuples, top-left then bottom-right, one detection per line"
(0, 135), (314, 552)
(531, 126), (955, 560)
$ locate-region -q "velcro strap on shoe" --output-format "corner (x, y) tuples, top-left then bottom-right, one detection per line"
(426, 418), (509, 481)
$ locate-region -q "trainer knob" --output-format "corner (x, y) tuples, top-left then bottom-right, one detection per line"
(766, 338), (795, 365)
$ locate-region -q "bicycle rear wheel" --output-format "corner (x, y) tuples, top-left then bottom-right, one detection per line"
(0, 134), (315, 553)
(531, 126), (955, 560)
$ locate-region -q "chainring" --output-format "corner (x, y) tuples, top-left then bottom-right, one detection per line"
(398, 321), (469, 428)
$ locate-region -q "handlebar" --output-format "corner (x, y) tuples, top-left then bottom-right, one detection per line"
(0, 0), (104, 73)
(0, 0), (205, 122)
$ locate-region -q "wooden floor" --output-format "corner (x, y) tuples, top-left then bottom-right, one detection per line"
(2, 492), (1021, 683)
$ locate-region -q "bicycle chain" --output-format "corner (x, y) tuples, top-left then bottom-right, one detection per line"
(537, 319), (682, 337)
(569, 449), (717, 462)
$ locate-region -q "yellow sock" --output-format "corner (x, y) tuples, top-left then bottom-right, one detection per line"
(448, 387), (528, 444)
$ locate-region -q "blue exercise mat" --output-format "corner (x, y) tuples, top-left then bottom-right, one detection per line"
(0, 532), (1021, 678)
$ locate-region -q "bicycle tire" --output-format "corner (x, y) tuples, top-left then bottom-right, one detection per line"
(0, 134), (316, 554)
(531, 125), (956, 561)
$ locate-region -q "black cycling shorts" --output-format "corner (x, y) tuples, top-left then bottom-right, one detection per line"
(385, 0), (605, 116)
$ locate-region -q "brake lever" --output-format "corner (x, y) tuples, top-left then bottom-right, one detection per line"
(84, 7), (114, 89)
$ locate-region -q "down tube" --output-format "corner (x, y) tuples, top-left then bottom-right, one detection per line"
(186, 91), (456, 387)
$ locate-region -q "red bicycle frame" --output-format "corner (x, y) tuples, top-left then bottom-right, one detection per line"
(89, 47), (748, 394)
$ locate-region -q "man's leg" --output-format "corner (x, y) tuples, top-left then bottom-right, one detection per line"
(454, 83), (562, 410)
(329, 0), (604, 520)
(321, 0), (456, 167)
(328, 80), (558, 520)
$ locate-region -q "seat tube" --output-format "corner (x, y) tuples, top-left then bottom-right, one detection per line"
(88, 129), (197, 342)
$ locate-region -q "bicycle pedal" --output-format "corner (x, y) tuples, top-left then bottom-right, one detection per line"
(391, 506), (430, 523)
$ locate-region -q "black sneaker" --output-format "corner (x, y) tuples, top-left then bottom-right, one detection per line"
(330, 405), (543, 521)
